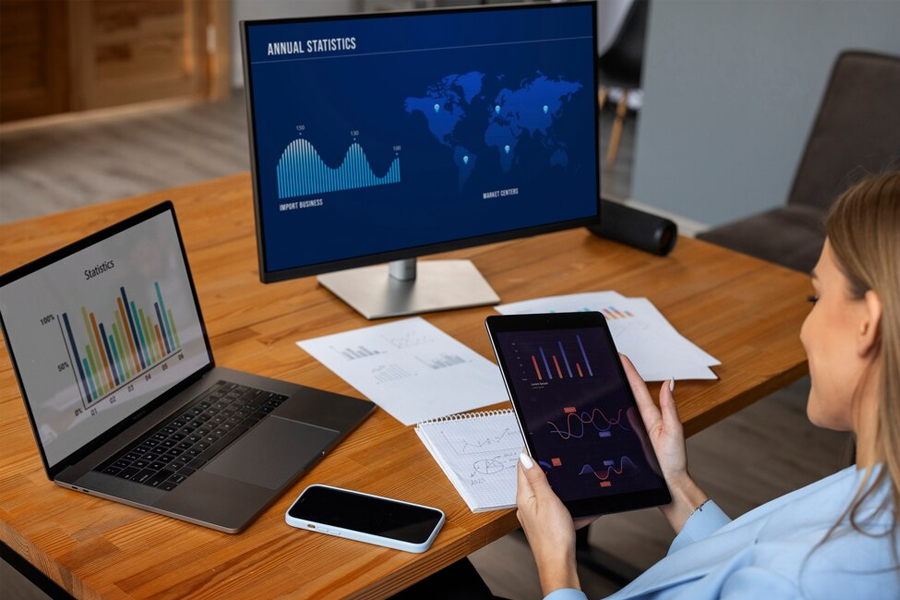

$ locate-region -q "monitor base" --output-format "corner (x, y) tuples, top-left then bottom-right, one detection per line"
(317, 259), (500, 320)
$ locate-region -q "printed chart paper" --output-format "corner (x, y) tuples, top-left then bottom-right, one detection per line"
(297, 317), (508, 425)
(496, 292), (720, 381)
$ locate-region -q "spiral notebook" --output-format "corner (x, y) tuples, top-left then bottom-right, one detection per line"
(415, 409), (523, 512)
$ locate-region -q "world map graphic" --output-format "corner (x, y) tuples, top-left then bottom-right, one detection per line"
(405, 71), (583, 190)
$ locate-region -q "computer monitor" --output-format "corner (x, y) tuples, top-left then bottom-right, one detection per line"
(241, 1), (599, 319)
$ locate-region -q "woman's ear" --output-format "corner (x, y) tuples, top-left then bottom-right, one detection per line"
(858, 290), (883, 357)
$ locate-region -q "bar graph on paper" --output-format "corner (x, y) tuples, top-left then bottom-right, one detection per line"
(546, 306), (635, 321)
(417, 353), (468, 370)
(332, 344), (384, 361)
(58, 282), (181, 409)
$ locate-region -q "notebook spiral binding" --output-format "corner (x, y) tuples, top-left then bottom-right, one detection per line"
(416, 408), (513, 427)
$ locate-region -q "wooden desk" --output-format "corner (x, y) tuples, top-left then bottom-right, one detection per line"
(0, 174), (811, 600)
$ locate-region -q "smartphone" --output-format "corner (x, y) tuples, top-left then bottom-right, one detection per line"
(285, 484), (445, 553)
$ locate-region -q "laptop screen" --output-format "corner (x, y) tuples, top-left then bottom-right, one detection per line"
(0, 207), (212, 470)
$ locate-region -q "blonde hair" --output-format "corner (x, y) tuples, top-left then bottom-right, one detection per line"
(825, 170), (900, 547)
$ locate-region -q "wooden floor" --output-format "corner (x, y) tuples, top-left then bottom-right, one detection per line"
(0, 95), (848, 600)
(0, 97), (250, 226)
(1, 558), (49, 600)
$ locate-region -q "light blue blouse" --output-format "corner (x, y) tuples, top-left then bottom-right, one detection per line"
(546, 466), (898, 600)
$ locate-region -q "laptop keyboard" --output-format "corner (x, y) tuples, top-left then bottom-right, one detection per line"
(95, 381), (288, 491)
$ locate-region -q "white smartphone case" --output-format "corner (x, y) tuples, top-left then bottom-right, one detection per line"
(285, 484), (445, 553)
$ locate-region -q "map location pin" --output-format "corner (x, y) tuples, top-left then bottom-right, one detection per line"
(495, 105), (501, 114)
(463, 155), (469, 165)
(543, 105), (549, 114)
(504, 145), (510, 154)
(434, 103), (440, 113)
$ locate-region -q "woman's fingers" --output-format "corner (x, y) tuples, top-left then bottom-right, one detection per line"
(658, 379), (683, 434)
(621, 354), (661, 431)
(519, 452), (554, 498)
(516, 453), (536, 507)
(514, 454), (581, 595)
(621, 354), (653, 405)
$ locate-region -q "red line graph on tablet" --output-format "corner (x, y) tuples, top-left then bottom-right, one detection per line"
(547, 408), (630, 440)
(579, 456), (637, 486)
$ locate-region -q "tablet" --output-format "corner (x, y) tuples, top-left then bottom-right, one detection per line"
(485, 312), (671, 517)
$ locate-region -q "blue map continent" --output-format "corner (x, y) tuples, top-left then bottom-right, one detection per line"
(405, 71), (582, 189)
(404, 71), (485, 189)
(485, 74), (582, 173)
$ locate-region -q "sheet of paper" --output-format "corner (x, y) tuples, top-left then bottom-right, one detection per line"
(297, 317), (508, 425)
(627, 298), (720, 366)
(496, 292), (719, 381)
(495, 291), (629, 315)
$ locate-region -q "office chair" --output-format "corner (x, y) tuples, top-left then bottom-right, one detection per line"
(596, 0), (649, 166)
(697, 50), (900, 273)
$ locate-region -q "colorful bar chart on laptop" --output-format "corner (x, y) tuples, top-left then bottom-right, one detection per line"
(0, 209), (213, 468)
(59, 281), (182, 409)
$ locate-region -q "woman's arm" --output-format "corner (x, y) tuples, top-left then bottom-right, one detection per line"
(515, 355), (718, 597)
(516, 454), (582, 595)
(620, 356), (709, 534)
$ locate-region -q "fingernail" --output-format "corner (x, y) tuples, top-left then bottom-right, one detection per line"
(669, 378), (675, 392)
(520, 453), (534, 470)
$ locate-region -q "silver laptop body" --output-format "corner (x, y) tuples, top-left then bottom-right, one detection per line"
(0, 202), (373, 533)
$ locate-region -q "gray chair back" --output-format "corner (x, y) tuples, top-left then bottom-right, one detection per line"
(597, 0), (649, 89)
(788, 51), (900, 211)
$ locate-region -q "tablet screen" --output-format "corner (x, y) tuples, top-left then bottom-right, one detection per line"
(489, 314), (669, 513)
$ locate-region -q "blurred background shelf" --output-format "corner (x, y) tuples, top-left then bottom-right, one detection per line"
(0, 0), (230, 124)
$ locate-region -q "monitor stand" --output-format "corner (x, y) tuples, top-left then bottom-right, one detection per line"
(317, 258), (500, 319)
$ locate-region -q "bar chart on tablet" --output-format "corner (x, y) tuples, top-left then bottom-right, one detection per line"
(508, 332), (597, 386)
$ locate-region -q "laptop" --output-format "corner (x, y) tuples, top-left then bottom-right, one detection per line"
(0, 202), (374, 533)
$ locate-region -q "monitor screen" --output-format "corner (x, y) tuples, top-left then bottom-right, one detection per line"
(242, 2), (599, 280)
(0, 208), (212, 470)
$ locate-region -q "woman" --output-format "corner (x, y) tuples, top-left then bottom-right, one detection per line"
(395, 171), (899, 599)
(517, 170), (899, 599)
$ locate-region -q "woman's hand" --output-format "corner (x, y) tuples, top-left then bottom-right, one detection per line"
(516, 454), (583, 595)
(621, 354), (708, 533)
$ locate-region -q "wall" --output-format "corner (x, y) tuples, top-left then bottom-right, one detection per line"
(232, 0), (355, 87)
(631, 0), (900, 227)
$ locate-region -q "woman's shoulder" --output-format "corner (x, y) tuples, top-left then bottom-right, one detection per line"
(748, 514), (898, 600)
(727, 465), (890, 533)
(612, 468), (897, 600)
(747, 465), (898, 597)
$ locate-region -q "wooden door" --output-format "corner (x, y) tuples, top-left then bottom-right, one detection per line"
(0, 0), (70, 122)
(69, 0), (205, 110)
(0, 0), (230, 124)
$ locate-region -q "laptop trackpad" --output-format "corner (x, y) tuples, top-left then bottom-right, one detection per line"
(203, 416), (339, 490)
